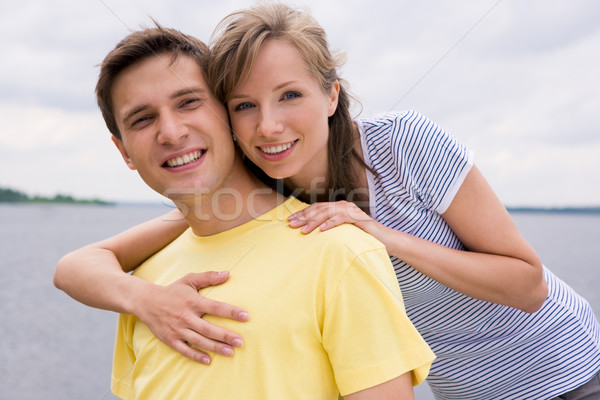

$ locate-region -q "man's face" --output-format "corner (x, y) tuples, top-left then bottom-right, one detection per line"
(111, 53), (235, 199)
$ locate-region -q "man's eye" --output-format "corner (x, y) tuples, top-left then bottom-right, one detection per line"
(282, 91), (301, 100)
(233, 102), (254, 111)
(181, 98), (200, 108)
(132, 115), (152, 127)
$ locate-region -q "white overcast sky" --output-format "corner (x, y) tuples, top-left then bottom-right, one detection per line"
(1, 0), (599, 206)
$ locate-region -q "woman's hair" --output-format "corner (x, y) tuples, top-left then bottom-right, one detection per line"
(209, 2), (370, 210)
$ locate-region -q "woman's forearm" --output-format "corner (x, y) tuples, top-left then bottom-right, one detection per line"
(383, 226), (546, 313)
(53, 209), (248, 362)
(53, 209), (188, 312)
(53, 245), (157, 313)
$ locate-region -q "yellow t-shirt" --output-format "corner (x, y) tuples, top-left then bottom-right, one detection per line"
(112, 197), (434, 399)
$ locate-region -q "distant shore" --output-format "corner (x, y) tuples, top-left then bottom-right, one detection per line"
(507, 206), (600, 214)
(0, 187), (113, 205)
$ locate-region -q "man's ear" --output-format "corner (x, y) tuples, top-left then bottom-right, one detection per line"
(111, 135), (137, 171)
(327, 79), (341, 117)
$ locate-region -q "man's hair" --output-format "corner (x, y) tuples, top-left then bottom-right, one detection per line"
(96, 24), (210, 140)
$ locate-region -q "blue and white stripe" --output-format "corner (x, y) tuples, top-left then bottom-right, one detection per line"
(356, 110), (600, 399)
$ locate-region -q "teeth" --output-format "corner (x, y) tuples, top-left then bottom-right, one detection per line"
(260, 142), (293, 154)
(166, 151), (202, 167)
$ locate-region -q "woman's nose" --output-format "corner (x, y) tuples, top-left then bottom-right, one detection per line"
(257, 107), (284, 137)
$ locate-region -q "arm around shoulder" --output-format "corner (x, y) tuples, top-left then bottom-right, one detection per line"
(53, 208), (250, 364)
(53, 208), (188, 312)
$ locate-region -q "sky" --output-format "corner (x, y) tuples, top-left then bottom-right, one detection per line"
(1, 0), (599, 206)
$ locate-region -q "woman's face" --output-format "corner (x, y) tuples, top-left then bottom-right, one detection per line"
(226, 39), (339, 188)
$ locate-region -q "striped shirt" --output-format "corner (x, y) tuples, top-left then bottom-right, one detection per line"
(356, 110), (600, 399)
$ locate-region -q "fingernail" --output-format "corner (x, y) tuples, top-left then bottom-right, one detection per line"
(201, 356), (211, 365)
(222, 347), (234, 356)
(319, 223), (327, 230)
(288, 214), (297, 220)
(232, 338), (243, 347)
(217, 271), (228, 277)
(238, 311), (249, 321)
(288, 218), (301, 227)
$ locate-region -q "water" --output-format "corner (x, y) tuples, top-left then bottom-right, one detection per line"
(1, 204), (598, 400)
(0, 203), (169, 400)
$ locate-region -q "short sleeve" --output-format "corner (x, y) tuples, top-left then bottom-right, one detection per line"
(111, 314), (136, 400)
(322, 248), (435, 396)
(389, 111), (473, 214)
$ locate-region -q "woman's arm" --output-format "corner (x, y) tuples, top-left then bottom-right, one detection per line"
(53, 209), (249, 364)
(288, 166), (548, 313)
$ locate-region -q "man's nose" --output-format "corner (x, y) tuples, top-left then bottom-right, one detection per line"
(157, 111), (189, 145)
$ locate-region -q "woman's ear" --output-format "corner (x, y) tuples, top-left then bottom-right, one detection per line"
(327, 80), (341, 117)
(111, 135), (137, 171)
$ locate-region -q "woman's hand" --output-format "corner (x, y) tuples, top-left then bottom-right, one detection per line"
(288, 200), (379, 235)
(288, 201), (397, 250)
(134, 271), (249, 365)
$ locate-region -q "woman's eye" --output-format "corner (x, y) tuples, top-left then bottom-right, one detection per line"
(282, 91), (301, 100)
(233, 102), (254, 111)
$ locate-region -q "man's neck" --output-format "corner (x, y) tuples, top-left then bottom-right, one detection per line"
(173, 165), (283, 237)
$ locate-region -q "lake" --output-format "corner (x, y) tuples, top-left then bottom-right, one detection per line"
(1, 203), (598, 400)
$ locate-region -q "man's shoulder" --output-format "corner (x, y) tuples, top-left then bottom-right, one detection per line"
(131, 228), (192, 278)
(311, 222), (386, 255)
(283, 198), (386, 254)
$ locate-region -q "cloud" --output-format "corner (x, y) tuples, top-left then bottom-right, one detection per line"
(0, 102), (160, 202)
(469, 1), (600, 56)
(1, 0), (599, 206)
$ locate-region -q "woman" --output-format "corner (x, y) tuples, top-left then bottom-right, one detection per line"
(54, 3), (600, 399)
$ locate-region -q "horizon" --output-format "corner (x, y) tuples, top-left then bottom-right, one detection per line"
(2, 185), (600, 211)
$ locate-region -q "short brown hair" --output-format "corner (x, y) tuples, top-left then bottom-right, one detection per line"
(96, 24), (210, 139)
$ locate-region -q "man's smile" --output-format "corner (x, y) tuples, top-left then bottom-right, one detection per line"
(164, 150), (205, 168)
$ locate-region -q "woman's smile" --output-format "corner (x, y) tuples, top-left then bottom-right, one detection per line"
(256, 140), (298, 160)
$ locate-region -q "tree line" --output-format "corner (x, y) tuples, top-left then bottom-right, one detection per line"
(0, 187), (112, 205)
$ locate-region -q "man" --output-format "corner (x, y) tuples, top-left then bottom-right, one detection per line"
(85, 25), (434, 399)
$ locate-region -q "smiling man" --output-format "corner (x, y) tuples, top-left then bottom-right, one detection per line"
(90, 25), (434, 400)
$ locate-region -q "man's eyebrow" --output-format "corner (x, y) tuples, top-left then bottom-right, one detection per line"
(171, 87), (208, 99)
(123, 105), (149, 123)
